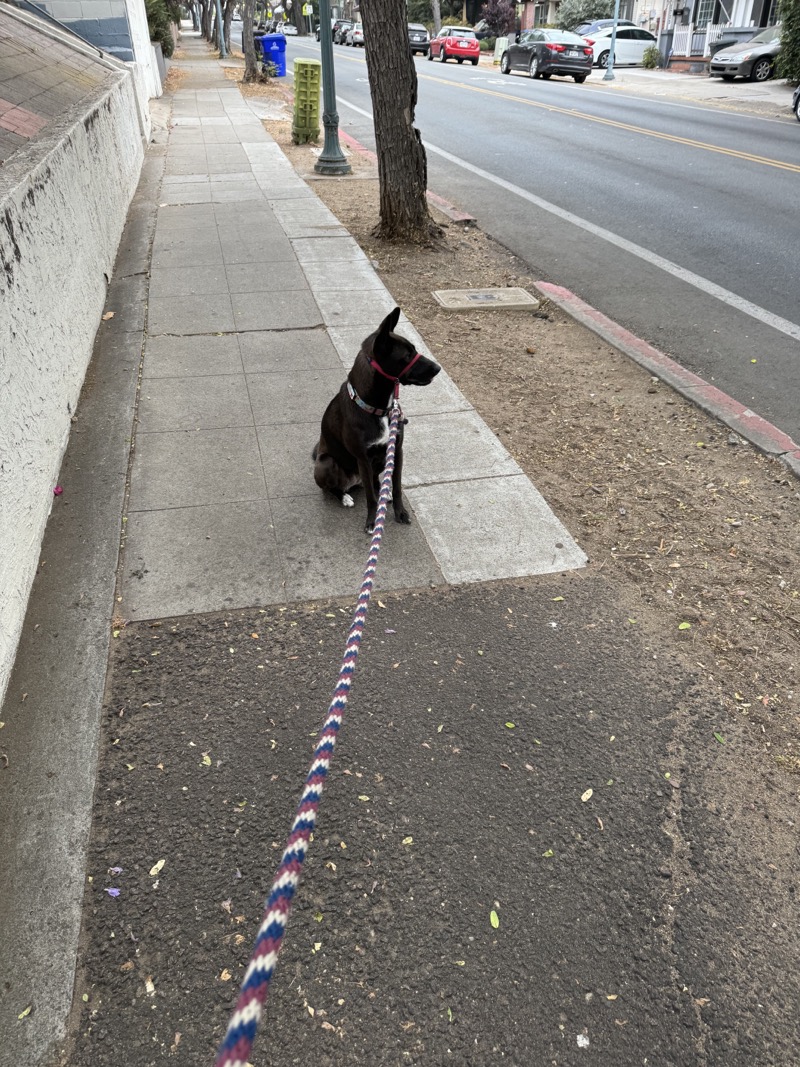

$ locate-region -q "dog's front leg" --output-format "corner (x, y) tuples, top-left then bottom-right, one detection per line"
(392, 439), (410, 524)
(357, 457), (380, 533)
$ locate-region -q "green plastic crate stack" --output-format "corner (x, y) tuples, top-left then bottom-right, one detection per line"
(292, 58), (321, 144)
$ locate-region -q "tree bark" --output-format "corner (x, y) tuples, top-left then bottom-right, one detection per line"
(360, 0), (441, 244)
(291, 0), (306, 35)
(201, 0), (213, 42)
(222, 0), (235, 52)
(242, 0), (260, 81)
(430, 0), (442, 34)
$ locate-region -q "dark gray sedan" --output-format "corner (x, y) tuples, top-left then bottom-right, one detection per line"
(500, 29), (593, 83)
(708, 26), (781, 81)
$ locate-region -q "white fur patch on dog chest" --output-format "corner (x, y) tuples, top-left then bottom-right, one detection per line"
(367, 417), (389, 449)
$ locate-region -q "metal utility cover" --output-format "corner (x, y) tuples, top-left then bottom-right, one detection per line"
(432, 287), (540, 311)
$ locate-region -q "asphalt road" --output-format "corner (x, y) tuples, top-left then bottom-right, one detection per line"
(66, 580), (800, 1066)
(290, 39), (800, 442)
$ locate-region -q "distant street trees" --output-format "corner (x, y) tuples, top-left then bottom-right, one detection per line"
(479, 0), (515, 37)
(778, 0), (800, 82)
(557, 0), (614, 31)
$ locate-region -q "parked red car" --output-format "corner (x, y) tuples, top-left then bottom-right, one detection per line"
(428, 26), (480, 65)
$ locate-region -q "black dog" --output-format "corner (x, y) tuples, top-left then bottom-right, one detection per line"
(312, 307), (441, 532)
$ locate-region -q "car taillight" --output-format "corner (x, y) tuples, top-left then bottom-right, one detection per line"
(583, 37), (595, 45)
(583, 47), (593, 55)
(546, 43), (566, 52)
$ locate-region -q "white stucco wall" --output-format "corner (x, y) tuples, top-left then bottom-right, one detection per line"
(0, 73), (145, 707)
(126, 0), (164, 100)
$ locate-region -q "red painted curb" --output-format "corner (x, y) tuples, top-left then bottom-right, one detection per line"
(338, 128), (377, 164)
(536, 280), (800, 475)
(337, 131), (475, 224)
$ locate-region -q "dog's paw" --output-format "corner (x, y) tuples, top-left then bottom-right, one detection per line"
(395, 509), (411, 525)
(342, 493), (355, 508)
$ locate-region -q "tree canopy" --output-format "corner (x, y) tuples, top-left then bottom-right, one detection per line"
(556, 0), (614, 31)
(778, 0), (800, 82)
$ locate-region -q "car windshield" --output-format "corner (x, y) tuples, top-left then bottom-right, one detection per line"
(748, 27), (781, 42)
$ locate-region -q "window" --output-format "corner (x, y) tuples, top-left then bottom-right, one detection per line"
(694, 0), (714, 28)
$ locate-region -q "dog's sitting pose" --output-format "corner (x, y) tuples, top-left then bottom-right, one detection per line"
(312, 307), (441, 532)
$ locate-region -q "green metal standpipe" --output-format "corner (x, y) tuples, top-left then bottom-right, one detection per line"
(314, 0), (351, 175)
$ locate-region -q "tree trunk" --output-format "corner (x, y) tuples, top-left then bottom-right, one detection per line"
(360, 0), (441, 244)
(201, 0), (213, 42)
(291, 0), (306, 36)
(189, 1), (200, 31)
(242, 0), (260, 81)
(430, 0), (442, 35)
(223, 0), (235, 52)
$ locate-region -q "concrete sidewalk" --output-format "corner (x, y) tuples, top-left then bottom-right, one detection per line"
(127, 35), (585, 622)
(0, 32), (585, 1065)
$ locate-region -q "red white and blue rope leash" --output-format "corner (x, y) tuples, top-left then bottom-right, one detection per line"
(215, 400), (403, 1067)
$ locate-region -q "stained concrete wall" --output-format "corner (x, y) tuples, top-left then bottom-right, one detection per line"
(0, 10), (146, 707)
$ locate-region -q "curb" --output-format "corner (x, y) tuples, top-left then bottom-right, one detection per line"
(536, 281), (800, 479)
(272, 93), (798, 480)
(337, 130), (476, 225)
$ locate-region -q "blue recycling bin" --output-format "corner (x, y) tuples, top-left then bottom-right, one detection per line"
(258, 33), (287, 77)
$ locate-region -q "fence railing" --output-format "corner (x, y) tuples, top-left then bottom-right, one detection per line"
(663, 22), (729, 57)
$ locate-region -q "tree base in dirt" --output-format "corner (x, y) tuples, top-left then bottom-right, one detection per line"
(241, 0), (260, 82)
(360, 0), (442, 245)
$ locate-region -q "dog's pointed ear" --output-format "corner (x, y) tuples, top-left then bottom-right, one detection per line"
(373, 307), (401, 357)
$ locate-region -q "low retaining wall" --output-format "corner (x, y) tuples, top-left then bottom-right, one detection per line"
(0, 41), (145, 705)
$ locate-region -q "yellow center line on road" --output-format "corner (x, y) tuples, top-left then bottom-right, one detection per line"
(326, 47), (799, 172)
(416, 70), (800, 174)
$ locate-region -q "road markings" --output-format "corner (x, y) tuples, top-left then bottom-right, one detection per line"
(419, 72), (800, 173)
(336, 95), (800, 345)
(302, 43), (799, 171)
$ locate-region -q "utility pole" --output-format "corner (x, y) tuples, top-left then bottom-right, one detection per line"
(314, 0), (351, 174)
(604, 0), (620, 80)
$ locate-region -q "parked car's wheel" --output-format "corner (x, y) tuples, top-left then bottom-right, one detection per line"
(500, 51), (510, 74)
(795, 91), (800, 121)
(541, 72), (551, 79)
(440, 47), (447, 61)
(427, 47), (433, 60)
(471, 58), (478, 65)
(457, 57), (464, 63)
(574, 74), (586, 82)
(598, 50), (610, 68)
(749, 56), (773, 81)
(529, 55), (539, 78)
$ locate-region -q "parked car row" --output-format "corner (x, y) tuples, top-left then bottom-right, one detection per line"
(310, 18), (789, 96)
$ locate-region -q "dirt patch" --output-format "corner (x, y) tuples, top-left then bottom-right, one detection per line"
(162, 63), (189, 93)
(226, 70), (800, 770)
